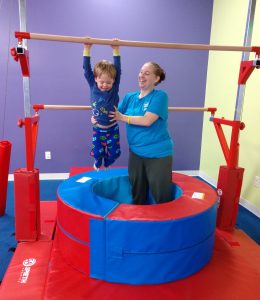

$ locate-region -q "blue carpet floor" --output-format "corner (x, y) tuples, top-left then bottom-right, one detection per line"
(236, 205), (260, 244)
(0, 178), (259, 283)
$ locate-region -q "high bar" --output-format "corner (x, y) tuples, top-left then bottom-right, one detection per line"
(15, 32), (260, 53)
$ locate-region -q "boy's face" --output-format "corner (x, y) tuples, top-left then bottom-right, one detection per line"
(95, 73), (115, 92)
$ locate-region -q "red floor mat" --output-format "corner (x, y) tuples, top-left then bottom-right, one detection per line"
(43, 228), (260, 300)
(1, 169), (259, 300)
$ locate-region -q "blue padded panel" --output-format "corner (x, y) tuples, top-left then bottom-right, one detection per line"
(90, 204), (217, 284)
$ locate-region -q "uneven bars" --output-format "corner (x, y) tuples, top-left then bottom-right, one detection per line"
(32, 104), (216, 114)
(15, 32), (259, 53)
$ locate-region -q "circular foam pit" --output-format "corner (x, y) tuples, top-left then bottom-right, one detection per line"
(57, 168), (217, 284)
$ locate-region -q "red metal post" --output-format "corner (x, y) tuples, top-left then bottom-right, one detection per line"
(23, 116), (39, 171)
(12, 32), (42, 241)
(13, 116), (40, 240)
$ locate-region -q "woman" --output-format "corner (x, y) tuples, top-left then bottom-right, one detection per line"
(109, 62), (173, 205)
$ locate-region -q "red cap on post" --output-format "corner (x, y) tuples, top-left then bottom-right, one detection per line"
(15, 31), (31, 39)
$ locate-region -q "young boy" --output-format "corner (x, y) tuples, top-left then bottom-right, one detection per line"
(83, 41), (121, 170)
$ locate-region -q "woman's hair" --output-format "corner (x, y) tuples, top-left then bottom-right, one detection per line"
(148, 62), (166, 85)
(94, 60), (117, 79)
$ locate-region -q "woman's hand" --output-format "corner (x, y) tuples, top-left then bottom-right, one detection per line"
(91, 116), (97, 125)
(109, 106), (123, 122)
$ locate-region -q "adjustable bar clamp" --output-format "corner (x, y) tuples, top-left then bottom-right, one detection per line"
(10, 37), (30, 77)
(238, 46), (260, 84)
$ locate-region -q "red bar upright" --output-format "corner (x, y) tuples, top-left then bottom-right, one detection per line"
(213, 118), (245, 231)
(0, 141), (12, 216)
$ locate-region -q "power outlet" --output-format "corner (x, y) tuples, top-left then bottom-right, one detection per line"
(254, 176), (260, 188)
(45, 151), (51, 160)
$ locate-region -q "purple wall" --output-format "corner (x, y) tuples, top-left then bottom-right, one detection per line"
(0, 0), (213, 173)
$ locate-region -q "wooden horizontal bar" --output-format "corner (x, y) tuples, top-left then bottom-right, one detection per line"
(15, 31), (255, 53)
(33, 104), (216, 113)
(168, 107), (215, 112)
(38, 104), (91, 110)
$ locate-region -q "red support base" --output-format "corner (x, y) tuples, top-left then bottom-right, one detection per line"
(0, 140), (12, 216)
(14, 168), (41, 241)
(216, 166), (244, 231)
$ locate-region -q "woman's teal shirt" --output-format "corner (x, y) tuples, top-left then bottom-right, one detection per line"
(118, 89), (173, 158)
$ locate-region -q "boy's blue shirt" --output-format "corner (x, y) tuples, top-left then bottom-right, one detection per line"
(83, 56), (121, 126)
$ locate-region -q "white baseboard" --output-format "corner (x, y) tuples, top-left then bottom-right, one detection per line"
(8, 173), (69, 181)
(174, 170), (200, 176)
(39, 173), (70, 180)
(8, 170), (259, 218)
(197, 171), (218, 187)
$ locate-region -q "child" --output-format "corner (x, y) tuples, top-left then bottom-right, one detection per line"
(83, 41), (121, 170)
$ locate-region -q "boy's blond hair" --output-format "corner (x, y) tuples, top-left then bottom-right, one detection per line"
(94, 60), (117, 79)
